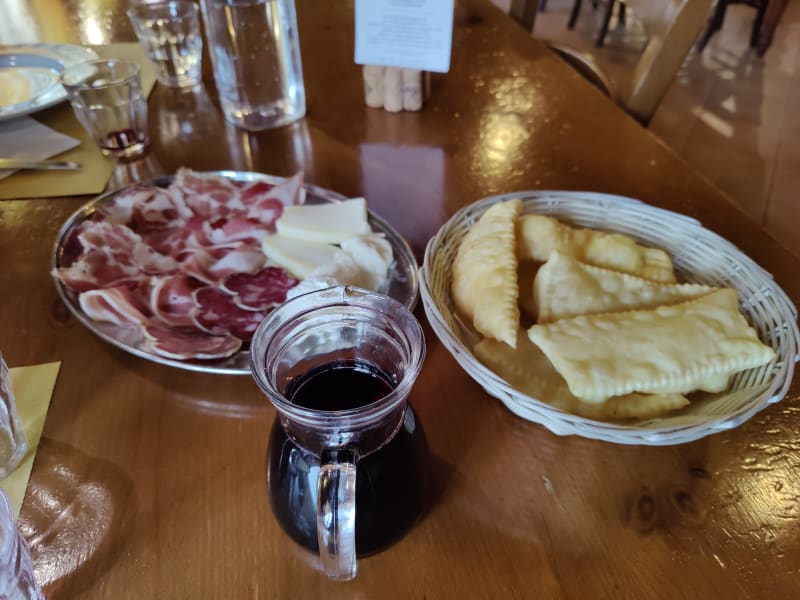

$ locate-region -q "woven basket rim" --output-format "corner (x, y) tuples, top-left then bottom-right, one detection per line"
(420, 190), (800, 445)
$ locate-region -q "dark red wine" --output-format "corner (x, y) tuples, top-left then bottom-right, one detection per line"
(267, 360), (430, 556)
(287, 360), (393, 411)
(102, 128), (144, 151)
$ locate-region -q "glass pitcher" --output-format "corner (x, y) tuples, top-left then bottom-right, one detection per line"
(249, 286), (429, 581)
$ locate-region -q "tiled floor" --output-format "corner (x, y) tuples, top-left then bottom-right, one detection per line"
(494, 0), (799, 257)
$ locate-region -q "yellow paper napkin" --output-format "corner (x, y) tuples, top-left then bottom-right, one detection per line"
(0, 362), (61, 519)
(0, 43), (157, 201)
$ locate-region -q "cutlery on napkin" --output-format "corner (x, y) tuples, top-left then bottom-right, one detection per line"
(0, 158), (81, 171)
(0, 117), (80, 181)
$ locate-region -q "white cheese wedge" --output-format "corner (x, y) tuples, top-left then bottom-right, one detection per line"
(285, 234), (394, 300)
(261, 234), (339, 279)
(339, 234), (393, 290)
(276, 198), (371, 244)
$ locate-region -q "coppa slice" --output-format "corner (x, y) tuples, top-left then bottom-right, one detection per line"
(222, 267), (299, 311)
(527, 289), (777, 402)
(275, 197), (370, 244)
(193, 287), (267, 341)
(452, 199), (522, 348)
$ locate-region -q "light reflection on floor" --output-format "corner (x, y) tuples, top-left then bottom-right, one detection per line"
(495, 0), (800, 259)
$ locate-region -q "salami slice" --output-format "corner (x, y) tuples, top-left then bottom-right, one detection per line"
(222, 267), (299, 311)
(143, 325), (242, 360)
(193, 287), (266, 341)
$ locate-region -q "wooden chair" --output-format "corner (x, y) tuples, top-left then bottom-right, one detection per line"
(622, 0), (713, 123)
(509, 0), (539, 31)
(568, 0), (626, 48)
(509, 0), (714, 126)
(695, 0), (773, 55)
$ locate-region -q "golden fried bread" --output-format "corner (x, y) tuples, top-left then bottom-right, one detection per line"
(527, 289), (776, 402)
(534, 251), (715, 323)
(452, 199), (522, 348)
(516, 214), (676, 282)
(474, 331), (689, 420)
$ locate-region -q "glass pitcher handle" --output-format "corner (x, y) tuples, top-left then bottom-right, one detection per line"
(317, 447), (358, 581)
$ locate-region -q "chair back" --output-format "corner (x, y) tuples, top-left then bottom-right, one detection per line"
(509, 0), (538, 31)
(622, 0), (714, 124)
(547, 44), (617, 100)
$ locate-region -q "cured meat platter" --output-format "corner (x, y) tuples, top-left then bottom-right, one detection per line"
(51, 171), (419, 375)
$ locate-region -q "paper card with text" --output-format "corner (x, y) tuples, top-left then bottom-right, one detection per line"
(354, 0), (455, 73)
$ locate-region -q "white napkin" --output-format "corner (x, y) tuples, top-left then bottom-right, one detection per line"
(0, 117), (80, 181)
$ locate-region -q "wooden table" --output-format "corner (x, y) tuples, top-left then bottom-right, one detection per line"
(2, 1), (799, 598)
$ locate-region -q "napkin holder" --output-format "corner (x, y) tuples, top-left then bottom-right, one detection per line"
(363, 65), (431, 112)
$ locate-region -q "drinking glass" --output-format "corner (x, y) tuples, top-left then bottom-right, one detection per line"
(200, 0), (306, 131)
(60, 59), (149, 159)
(250, 286), (428, 581)
(127, 1), (203, 88)
(0, 489), (42, 599)
(0, 353), (27, 480)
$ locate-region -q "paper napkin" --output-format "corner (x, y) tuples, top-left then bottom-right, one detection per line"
(0, 118), (80, 181)
(0, 362), (61, 519)
(0, 43), (157, 200)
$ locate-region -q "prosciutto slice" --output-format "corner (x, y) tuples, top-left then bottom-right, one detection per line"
(173, 168), (244, 217)
(96, 186), (153, 225)
(180, 243), (265, 285)
(55, 248), (142, 292)
(150, 275), (201, 327)
(70, 221), (179, 276)
(79, 286), (150, 326)
(143, 325), (242, 360)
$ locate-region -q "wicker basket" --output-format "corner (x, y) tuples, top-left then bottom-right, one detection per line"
(420, 191), (800, 445)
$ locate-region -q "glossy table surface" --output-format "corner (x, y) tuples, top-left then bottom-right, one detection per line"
(1, 1), (799, 598)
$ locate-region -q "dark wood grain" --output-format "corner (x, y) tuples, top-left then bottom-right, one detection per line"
(1, 1), (798, 598)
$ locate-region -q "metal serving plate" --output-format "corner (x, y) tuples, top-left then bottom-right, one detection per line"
(52, 171), (419, 375)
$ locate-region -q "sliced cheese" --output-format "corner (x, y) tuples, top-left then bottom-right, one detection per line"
(261, 234), (339, 279)
(276, 198), (371, 244)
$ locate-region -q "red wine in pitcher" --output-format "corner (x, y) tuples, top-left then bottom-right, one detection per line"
(288, 360), (394, 411)
(267, 359), (430, 556)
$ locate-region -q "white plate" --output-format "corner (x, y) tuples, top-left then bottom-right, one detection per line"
(0, 44), (98, 121)
(420, 191), (800, 446)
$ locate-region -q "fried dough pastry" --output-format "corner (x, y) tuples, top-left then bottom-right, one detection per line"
(452, 199), (522, 348)
(528, 289), (776, 402)
(533, 251), (715, 323)
(516, 215), (676, 283)
(474, 331), (689, 420)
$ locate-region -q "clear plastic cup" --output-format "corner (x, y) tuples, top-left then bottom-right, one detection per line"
(0, 353), (27, 480)
(127, 1), (204, 88)
(0, 488), (42, 599)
